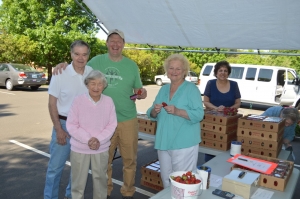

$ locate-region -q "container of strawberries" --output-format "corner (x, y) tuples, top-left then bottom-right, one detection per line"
(223, 107), (238, 116)
(169, 171), (202, 199)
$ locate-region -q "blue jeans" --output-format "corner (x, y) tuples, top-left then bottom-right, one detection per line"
(44, 119), (72, 199)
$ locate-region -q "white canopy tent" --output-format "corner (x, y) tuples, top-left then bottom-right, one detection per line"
(82, 0), (300, 51)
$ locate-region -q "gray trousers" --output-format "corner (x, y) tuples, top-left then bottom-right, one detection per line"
(70, 150), (109, 199)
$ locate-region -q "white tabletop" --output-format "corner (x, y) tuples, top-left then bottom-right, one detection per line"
(149, 151), (299, 199)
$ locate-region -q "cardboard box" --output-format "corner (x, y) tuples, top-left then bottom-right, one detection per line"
(241, 145), (282, 158)
(140, 179), (163, 191)
(237, 127), (284, 141)
(222, 169), (260, 199)
(140, 159), (163, 191)
(137, 117), (157, 128)
(137, 115), (157, 135)
(141, 175), (163, 187)
(138, 125), (156, 135)
(201, 130), (237, 142)
(232, 153), (294, 191)
(141, 160), (161, 179)
(238, 115), (285, 132)
(199, 138), (231, 151)
(200, 122), (237, 134)
(137, 115), (156, 127)
(237, 136), (282, 151)
(203, 111), (243, 125)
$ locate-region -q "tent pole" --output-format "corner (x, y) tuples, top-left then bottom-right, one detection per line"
(74, 0), (108, 34)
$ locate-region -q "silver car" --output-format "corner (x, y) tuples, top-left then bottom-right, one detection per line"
(0, 63), (47, 91)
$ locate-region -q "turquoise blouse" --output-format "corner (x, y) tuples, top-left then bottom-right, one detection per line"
(146, 81), (204, 150)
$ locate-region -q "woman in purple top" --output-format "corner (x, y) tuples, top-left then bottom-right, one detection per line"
(203, 61), (241, 162)
(67, 70), (117, 199)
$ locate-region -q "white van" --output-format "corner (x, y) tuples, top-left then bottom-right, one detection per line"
(198, 63), (300, 107)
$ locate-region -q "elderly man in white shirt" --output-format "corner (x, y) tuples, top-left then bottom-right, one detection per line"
(44, 40), (93, 199)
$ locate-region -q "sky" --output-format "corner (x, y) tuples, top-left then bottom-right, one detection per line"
(96, 29), (107, 40)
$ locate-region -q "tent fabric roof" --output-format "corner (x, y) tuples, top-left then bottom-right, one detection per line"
(83, 0), (300, 50)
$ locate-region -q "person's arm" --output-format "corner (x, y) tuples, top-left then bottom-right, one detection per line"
(230, 81), (241, 109)
(149, 104), (164, 118)
(231, 98), (241, 109)
(52, 63), (68, 75)
(88, 137), (100, 150)
(283, 124), (296, 146)
(169, 106), (190, 120)
(203, 96), (219, 110)
(134, 88), (147, 99)
(203, 80), (222, 111)
(48, 95), (70, 145)
(66, 97), (92, 144)
(94, 98), (118, 145)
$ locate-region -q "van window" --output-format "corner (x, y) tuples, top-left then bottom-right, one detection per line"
(258, 69), (273, 82)
(229, 67), (244, 79)
(286, 71), (296, 85)
(245, 68), (257, 81)
(202, 65), (213, 76)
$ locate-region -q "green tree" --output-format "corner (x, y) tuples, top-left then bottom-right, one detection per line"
(0, 31), (38, 63)
(0, 0), (104, 81)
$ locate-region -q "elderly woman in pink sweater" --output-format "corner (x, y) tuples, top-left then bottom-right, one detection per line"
(67, 70), (117, 199)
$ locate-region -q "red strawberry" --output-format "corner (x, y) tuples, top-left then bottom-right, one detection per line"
(137, 89), (142, 95)
(162, 102), (168, 107)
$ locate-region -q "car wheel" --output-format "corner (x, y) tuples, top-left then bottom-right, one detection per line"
(30, 86), (40, 91)
(156, 79), (163, 86)
(5, 79), (14, 91)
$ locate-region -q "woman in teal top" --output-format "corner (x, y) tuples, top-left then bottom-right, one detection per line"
(147, 54), (204, 188)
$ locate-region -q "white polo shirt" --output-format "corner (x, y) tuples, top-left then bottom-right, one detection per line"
(48, 63), (93, 117)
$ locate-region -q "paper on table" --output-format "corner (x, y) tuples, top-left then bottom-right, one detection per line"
(209, 174), (223, 188)
(250, 188), (274, 199)
(233, 195), (243, 199)
(228, 154), (277, 174)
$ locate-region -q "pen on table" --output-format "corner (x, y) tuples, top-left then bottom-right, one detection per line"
(238, 157), (248, 162)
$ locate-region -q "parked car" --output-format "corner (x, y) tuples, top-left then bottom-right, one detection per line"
(154, 71), (198, 86)
(198, 63), (300, 107)
(0, 63), (47, 91)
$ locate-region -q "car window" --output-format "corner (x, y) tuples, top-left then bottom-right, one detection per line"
(202, 65), (213, 76)
(229, 67), (244, 79)
(258, 69), (273, 82)
(11, 64), (36, 72)
(189, 71), (198, 77)
(245, 67), (257, 81)
(0, 64), (9, 72)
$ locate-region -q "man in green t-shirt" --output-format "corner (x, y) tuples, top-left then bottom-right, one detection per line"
(54, 30), (147, 199)
(89, 30), (147, 199)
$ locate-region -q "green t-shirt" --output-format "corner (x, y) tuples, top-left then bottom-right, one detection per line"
(88, 54), (143, 122)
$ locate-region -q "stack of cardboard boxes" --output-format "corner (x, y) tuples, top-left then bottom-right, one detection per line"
(200, 110), (242, 151)
(140, 160), (163, 191)
(137, 114), (157, 135)
(237, 115), (285, 158)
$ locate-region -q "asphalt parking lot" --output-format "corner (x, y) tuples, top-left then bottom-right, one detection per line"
(0, 85), (299, 199)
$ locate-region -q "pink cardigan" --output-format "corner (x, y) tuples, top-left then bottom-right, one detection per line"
(67, 93), (117, 154)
